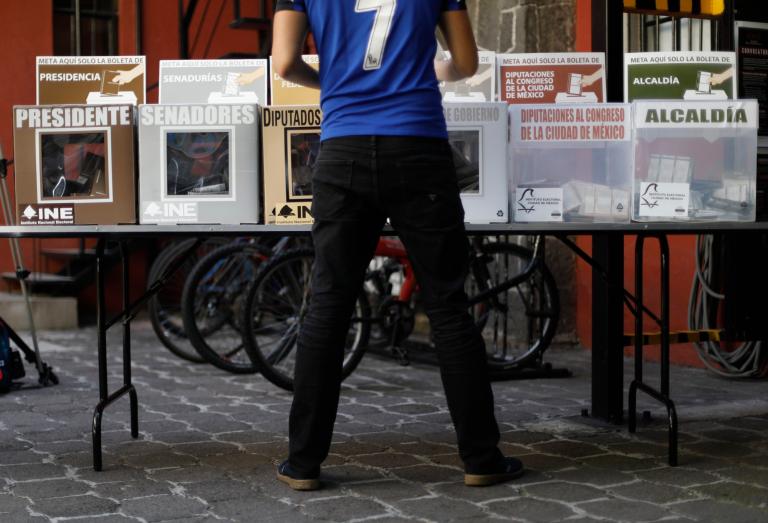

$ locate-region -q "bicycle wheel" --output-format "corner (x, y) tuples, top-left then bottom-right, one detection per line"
(182, 241), (271, 374)
(241, 248), (371, 391)
(466, 241), (559, 376)
(147, 238), (227, 363)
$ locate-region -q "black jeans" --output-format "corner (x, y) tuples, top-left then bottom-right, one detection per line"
(288, 136), (503, 475)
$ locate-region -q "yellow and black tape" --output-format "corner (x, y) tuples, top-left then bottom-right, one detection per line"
(623, 329), (722, 346)
(623, 0), (725, 18)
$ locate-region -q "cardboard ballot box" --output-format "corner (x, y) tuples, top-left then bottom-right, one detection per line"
(262, 106), (322, 224)
(13, 104), (136, 225)
(632, 100), (758, 222)
(444, 102), (509, 223)
(138, 104), (261, 224)
(509, 103), (633, 223)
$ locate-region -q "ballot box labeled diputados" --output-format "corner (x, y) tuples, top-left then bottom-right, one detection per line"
(13, 104), (136, 225)
(138, 104), (261, 224)
(261, 105), (322, 225)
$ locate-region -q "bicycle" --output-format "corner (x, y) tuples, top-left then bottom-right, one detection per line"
(180, 235), (310, 373)
(239, 246), (371, 390)
(147, 237), (228, 363)
(240, 235), (559, 391)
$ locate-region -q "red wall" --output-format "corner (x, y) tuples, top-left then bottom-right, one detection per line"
(0, 2), (54, 274)
(575, 0), (592, 52)
(573, 0), (704, 367)
(0, 1), (268, 315)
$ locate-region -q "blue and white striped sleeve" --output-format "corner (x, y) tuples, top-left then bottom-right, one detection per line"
(275, 0), (306, 13)
(442, 0), (467, 11)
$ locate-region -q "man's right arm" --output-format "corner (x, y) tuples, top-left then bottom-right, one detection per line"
(272, 2), (320, 90)
(436, 9), (479, 82)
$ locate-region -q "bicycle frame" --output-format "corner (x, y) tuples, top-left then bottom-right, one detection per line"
(374, 237), (416, 302)
(373, 235), (545, 307)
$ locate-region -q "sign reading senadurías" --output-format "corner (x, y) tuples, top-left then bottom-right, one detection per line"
(159, 59), (268, 105)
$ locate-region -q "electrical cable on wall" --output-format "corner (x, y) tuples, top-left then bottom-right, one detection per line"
(688, 235), (768, 378)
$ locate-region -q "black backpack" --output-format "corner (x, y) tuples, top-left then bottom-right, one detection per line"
(0, 321), (25, 392)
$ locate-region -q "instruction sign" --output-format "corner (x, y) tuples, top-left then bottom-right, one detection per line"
(159, 59), (268, 105)
(270, 55), (320, 106)
(37, 56), (145, 105)
(497, 53), (605, 105)
(439, 51), (496, 102)
(624, 52), (736, 102)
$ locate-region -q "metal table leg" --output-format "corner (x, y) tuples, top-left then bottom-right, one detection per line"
(591, 234), (625, 423)
(90, 238), (203, 471)
(122, 242), (139, 439)
(628, 233), (678, 466)
(91, 240), (139, 471)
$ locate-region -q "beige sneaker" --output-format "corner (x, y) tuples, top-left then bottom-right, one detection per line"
(464, 456), (525, 487)
(276, 460), (321, 491)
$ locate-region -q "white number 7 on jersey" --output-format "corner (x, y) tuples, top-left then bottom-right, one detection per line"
(355, 0), (397, 71)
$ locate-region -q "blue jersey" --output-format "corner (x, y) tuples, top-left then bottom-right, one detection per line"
(275, 0), (466, 140)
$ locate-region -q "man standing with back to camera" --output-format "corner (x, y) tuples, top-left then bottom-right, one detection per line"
(272, 0), (524, 490)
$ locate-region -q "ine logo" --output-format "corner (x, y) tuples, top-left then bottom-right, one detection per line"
(22, 206), (37, 220)
(143, 202), (198, 222)
(517, 188), (536, 214)
(18, 204), (75, 224)
(640, 183), (660, 209)
(278, 204), (295, 219)
(274, 202), (313, 224)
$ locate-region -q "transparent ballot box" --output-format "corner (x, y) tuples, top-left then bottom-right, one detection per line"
(632, 100), (758, 222)
(508, 104), (633, 223)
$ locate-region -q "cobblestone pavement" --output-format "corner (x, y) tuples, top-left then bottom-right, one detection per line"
(2, 322), (768, 522)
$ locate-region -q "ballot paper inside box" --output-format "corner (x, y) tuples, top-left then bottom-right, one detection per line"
(508, 103), (633, 223)
(12, 104), (136, 225)
(138, 104), (261, 224)
(632, 100), (758, 222)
